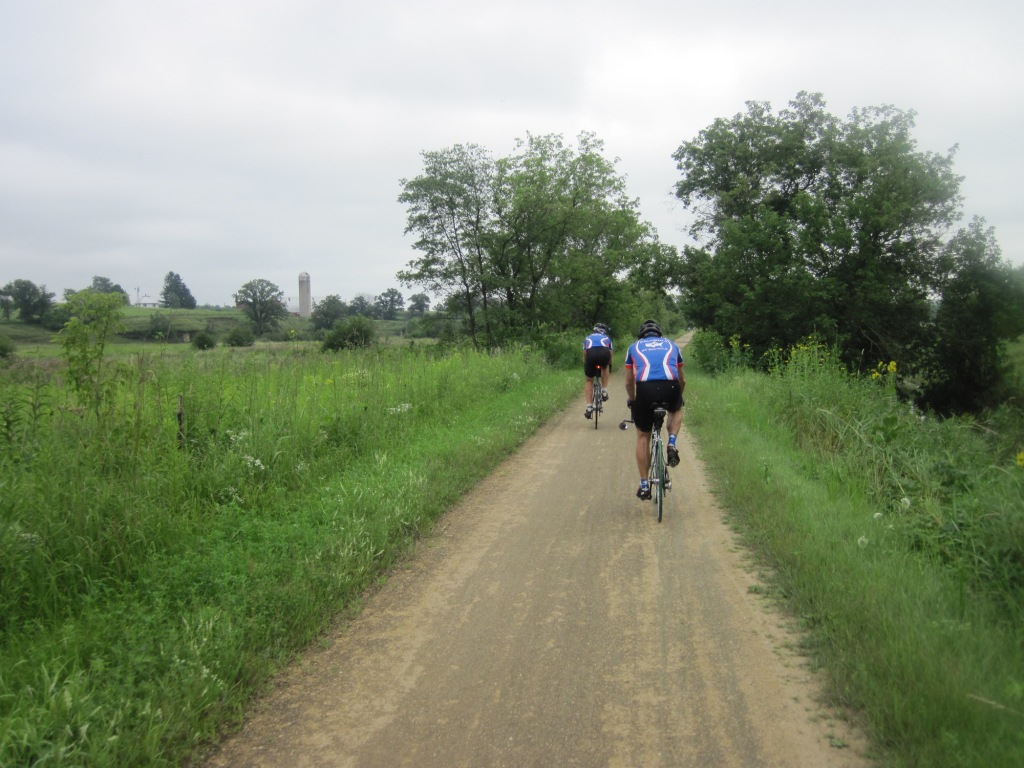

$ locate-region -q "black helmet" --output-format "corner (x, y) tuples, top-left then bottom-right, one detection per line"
(593, 323), (609, 335)
(637, 319), (662, 339)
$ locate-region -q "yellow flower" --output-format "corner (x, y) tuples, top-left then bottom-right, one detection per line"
(887, 361), (898, 374)
(1017, 451), (1024, 469)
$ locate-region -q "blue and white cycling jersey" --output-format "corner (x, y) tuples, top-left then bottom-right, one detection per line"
(583, 333), (612, 351)
(625, 337), (684, 382)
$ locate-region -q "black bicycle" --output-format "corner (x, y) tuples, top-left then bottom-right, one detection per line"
(591, 366), (604, 429)
(619, 403), (672, 522)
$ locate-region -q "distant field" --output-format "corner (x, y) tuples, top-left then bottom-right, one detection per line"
(1, 308), (430, 354)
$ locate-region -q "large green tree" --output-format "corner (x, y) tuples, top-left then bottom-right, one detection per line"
(310, 294), (348, 330)
(160, 272), (198, 309)
(374, 288), (404, 320)
(398, 132), (671, 347)
(408, 293), (431, 316)
(1, 279), (55, 324)
(398, 142), (496, 346)
(673, 92), (1022, 412)
(923, 219), (1024, 412)
(233, 279), (288, 335)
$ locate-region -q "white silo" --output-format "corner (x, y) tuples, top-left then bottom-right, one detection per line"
(299, 272), (311, 318)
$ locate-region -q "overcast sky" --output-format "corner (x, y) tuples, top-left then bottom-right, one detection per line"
(2, 0), (1021, 309)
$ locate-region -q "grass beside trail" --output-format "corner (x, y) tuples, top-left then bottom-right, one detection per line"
(0, 343), (578, 767)
(683, 342), (1024, 768)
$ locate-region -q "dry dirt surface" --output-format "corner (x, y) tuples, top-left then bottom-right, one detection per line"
(204, 355), (874, 768)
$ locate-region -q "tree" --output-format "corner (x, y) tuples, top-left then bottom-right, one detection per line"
(348, 294), (373, 317)
(672, 92), (963, 374)
(58, 291), (126, 416)
(374, 288), (404, 320)
(160, 272), (198, 309)
(922, 219), (1024, 412)
(90, 276), (130, 302)
(1, 279), (55, 324)
(398, 132), (666, 347)
(310, 294), (348, 330)
(233, 279), (288, 335)
(398, 143), (496, 347)
(408, 293), (431, 316)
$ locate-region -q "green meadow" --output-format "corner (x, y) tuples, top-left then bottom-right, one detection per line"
(0, 341), (578, 766)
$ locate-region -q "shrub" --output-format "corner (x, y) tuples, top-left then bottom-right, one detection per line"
(191, 330), (216, 350)
(322, 316), (376, 351)
(0, 333), (13, 359)
(689, 328), (730, 374)
(225, 325), (255, 347)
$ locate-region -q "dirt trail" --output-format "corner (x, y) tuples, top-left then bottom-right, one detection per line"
(204, 353), (872, 767)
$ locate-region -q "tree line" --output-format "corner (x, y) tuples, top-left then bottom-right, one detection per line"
(396, 96), (1024, 413)
(0, 273), (199, 328)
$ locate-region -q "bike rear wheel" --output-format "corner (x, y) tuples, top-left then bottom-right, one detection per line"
(593, 377), (601, 429)
(653, 439), (665, 522)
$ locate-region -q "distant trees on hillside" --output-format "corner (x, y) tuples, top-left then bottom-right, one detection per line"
(0, 279), (55, 324)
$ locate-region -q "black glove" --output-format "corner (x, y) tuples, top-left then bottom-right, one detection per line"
(626, 399), (634, 409)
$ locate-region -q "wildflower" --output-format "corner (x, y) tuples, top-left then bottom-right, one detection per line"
(387, 402), (413, 415)
(1017, 451), (1024, 469)
(244, 455), (265, 471)
(873, 512), (883, 520)
(857, 536), (869, 549)
(887, 361), (898, 374)
(900, 497), (911, 510)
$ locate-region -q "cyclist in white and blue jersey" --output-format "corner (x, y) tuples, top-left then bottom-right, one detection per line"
(624, 320), (685, 500)
(583, 323), (613, 419)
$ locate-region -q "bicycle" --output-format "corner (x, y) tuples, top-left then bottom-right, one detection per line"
(591, 366), (605, 429)
(619, 403), (672, 522)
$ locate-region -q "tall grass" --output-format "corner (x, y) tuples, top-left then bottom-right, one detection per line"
(0, 343), (578, 766)
(686, 331), (1024, 767)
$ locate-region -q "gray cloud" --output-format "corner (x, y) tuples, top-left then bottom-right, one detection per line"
(2, 0), (1021, 308)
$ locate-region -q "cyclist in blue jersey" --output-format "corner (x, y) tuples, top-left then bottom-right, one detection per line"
(583, 323), (613, 419)
(624, 320), (685, 500)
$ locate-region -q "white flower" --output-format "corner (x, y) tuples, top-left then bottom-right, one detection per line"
(873, 512), (883, 520)
(857, 536), (869, 549)
(900, 497), (911, 510)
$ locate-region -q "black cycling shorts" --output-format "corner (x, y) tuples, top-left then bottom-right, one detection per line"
(584, 347), (612, 378)
(632, 380), (683, 432)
